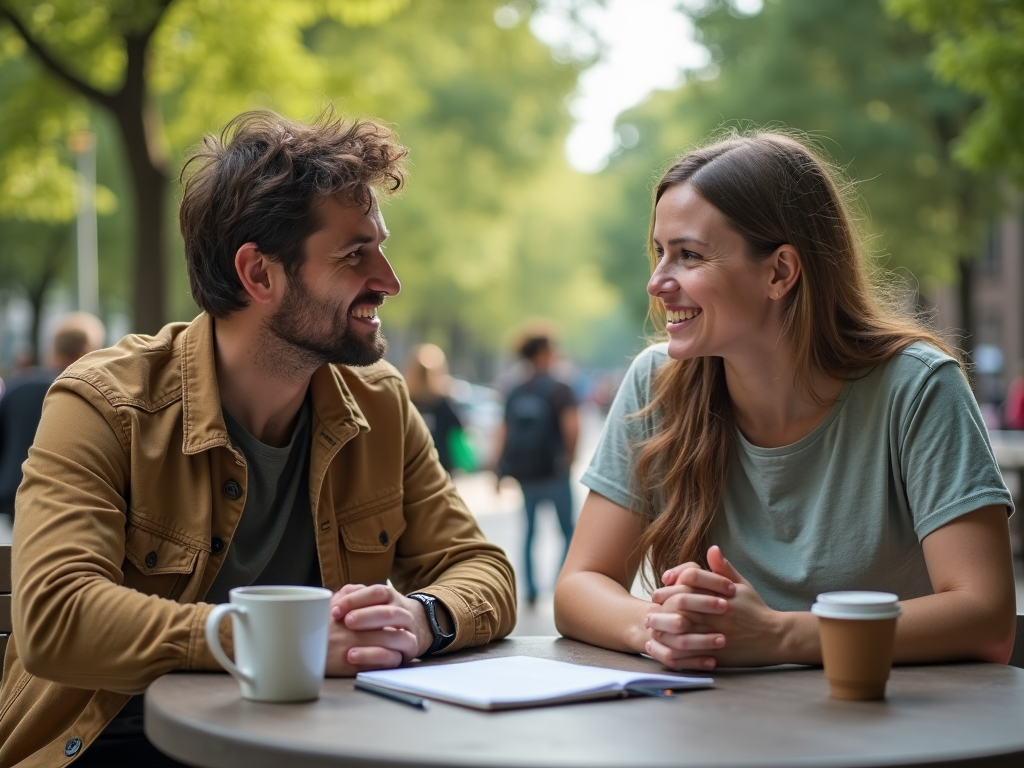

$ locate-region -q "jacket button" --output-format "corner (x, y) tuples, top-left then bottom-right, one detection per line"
(145, 551), (157, 569)
(64, 738), (82, 757)
(378, 530), (389, 546)
(223, 480), (242, 500)
(211, 537), (224, 554)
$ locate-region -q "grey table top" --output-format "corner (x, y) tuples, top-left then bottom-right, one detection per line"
(145, 636), (1024, 768)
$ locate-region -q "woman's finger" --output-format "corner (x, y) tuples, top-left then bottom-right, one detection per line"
(661, 561), (703, 586)
(650, 629), (726, 653)
(652, 587), (731, 613)
(644, 638), (717, 671)
(647, 597), (727, 631)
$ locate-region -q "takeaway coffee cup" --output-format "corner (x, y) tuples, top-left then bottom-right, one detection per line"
(205, 585), (332, 702)
(811, 591), (902, 701)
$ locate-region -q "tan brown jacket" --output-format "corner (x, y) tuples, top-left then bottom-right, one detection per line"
(0, 313), (515, 767)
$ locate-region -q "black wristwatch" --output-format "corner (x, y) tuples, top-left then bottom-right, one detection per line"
(408, 592), (455, 657)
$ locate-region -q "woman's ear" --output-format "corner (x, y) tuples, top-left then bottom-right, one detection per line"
(767, 243), (801, 301)
(234, 243), (284, 306)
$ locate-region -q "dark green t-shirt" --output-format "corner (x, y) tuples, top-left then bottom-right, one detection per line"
(207, 394), (321, 603)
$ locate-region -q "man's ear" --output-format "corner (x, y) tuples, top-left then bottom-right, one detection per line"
(767, 243), (802, 301)
(234, 243), (284, 306)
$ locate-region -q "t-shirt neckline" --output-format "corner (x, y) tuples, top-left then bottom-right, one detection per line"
(735, 376), (855, 457)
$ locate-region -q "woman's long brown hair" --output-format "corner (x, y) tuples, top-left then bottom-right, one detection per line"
(634, 132), (958, 587)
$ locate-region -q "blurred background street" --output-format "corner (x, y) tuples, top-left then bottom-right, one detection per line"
(2, 0), (1024, 636)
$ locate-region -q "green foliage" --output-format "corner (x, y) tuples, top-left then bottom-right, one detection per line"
(300, 1), (619, 353)
(599, 0), (999, 324)
(886, 0), (1024, 184)
(1, 0), (624, 363)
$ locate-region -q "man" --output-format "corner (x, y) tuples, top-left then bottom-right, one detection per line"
(0, 311), (106, 523)
(0, 110), (515, 768)
(496, 330), (578, 607)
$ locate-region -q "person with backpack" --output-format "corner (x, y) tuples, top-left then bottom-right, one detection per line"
(497, 331), (579, 607)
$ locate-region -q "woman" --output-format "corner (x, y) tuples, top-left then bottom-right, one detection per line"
(404, 343), (468, 473)
(554, 132), (1016, 670)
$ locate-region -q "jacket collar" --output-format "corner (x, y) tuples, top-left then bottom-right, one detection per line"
(179, 313), (369, 456)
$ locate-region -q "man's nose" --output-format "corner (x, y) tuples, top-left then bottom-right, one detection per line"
(369, 252), (401, 297)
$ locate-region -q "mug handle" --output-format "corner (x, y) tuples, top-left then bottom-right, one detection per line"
(205, 603), (253, 685)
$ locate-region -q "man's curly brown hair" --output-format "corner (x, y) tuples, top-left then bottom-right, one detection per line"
(179, 107), (408, 317)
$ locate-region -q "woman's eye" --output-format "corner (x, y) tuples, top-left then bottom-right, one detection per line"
(681, 250), (701, 261)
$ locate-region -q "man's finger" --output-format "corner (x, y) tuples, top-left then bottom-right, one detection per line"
(344, 604), (417, 632)
(332, 584), (394, 617)
(344, 645), (405, 670)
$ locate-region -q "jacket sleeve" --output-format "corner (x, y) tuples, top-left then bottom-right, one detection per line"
(388, 377), (517, 651)
(12, 381), (224, 694)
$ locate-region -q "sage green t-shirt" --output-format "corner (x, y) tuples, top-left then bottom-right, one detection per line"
(581, 342), (1013, 612)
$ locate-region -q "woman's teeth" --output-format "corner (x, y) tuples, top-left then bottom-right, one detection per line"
(666, 309), (701, 323)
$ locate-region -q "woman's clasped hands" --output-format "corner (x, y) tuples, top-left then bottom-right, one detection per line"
(644, 545), (784, 670)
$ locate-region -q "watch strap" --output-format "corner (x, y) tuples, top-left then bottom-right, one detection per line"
(408, 592), (455, 657)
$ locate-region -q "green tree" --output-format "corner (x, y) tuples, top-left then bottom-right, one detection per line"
(302, 1), (619, 368)
(0, 41), (120, 361)
(885, 0), (1024, 184)
(1, 1), (625, 371)
(0, 0), (407, 333)
(599, 0), (998, 350)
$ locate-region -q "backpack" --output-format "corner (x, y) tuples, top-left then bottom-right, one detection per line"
(498, 376), (561, 482)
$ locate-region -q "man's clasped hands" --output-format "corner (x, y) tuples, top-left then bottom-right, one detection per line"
(325, 583), (438, 676)
(644, 544), (787, 671)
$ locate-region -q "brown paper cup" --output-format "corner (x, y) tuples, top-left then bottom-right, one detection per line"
(817, 616), (898, 700)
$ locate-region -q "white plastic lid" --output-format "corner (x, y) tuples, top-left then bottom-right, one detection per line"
(810, 591), (901, 620)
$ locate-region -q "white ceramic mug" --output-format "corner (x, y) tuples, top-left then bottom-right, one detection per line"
(205, 585), (332, 702)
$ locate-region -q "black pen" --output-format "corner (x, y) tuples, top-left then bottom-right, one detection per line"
(354, 680), (430, 710)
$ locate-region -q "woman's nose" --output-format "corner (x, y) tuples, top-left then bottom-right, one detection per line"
(647, 264), (677, 298)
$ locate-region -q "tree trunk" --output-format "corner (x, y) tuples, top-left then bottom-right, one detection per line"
(112, 33), (168, 334)
(25, 228), (68, 365)
(957, 255), (975, 351)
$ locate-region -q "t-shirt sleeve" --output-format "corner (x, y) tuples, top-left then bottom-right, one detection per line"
(580, 346), (665, 513)
(898, 358), (1013, 540)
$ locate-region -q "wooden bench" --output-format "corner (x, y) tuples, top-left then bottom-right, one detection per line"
(1, 543), (10, 681)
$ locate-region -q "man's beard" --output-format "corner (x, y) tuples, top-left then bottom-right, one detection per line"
(257, 274), (387, 380)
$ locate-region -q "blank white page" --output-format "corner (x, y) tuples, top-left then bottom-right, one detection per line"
(356, 656), (712, 709)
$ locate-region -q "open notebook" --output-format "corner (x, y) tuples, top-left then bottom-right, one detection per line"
(355, 655), (713, 710)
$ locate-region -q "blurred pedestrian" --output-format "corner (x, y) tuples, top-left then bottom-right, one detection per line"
(496, 329), (579, 606)
(0, 311), (106, 522)
(1004, 370), (1024, 430)
(404, 343), (470, 473)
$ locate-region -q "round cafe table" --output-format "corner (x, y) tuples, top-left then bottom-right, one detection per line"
(145, 636), (1024, 768)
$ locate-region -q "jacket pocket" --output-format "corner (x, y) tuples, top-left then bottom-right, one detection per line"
(123, 525), (201, 599)
(338, 506), (407, 586)
(339, 506), (407, 553)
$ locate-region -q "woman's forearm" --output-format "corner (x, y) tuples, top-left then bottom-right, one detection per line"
(892, 588), (1016, 663)
(554, 571), (651, 654)
(776, 589), (1016, 667)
